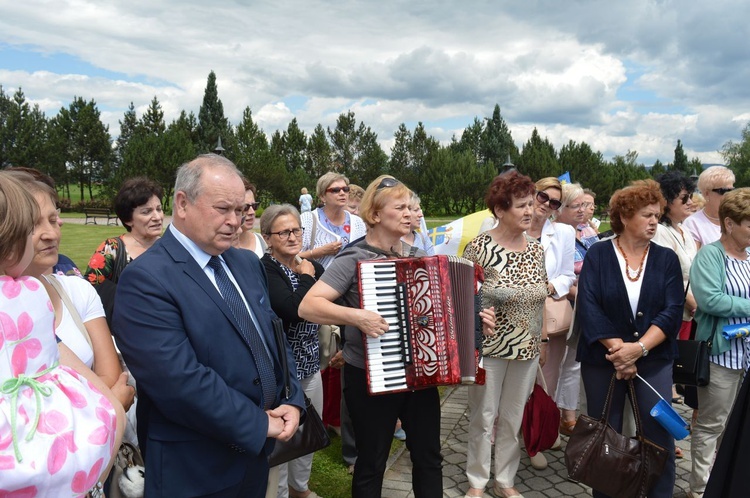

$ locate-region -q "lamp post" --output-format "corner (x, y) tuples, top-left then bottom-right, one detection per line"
(214, 136), (225, 156)
(501, 154), (516, 175)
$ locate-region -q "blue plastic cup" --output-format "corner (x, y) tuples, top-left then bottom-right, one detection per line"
(650, 399), (689, 440)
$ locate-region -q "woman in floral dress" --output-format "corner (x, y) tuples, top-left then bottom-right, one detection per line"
(0, 171), (124, 497)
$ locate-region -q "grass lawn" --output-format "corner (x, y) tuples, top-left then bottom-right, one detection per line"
(60, 223), (125, 270)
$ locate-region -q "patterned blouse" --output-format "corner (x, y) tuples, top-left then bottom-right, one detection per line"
(463, 232), (547, 360)
(83, 236), (131, 286)
(275, 258), (321, 380)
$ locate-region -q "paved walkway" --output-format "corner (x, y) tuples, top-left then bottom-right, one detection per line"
(382, 385), (694, 497)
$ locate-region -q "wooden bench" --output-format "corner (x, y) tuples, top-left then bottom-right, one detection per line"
(83, 207), (118, 226)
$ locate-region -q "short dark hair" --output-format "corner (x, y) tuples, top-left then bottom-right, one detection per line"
(486, 171), (535, 214)
(115, 177), (163, 231)
(656, 170), (695, 224)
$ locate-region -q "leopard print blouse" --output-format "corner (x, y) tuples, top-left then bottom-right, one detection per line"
(463, 232), (547, 360)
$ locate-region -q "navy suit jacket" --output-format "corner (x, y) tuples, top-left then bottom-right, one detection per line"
(112, 227), (304, 497)
(576, 239), (683, 366)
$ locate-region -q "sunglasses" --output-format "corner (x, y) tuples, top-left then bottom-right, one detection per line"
(326, 186), (351, 194)
(712, 187), (734, 196)
(679, 193), (692, 204)
(536, 191), (562, 210)
(377, 177), (400, 190)
(244, 202), (260, 212)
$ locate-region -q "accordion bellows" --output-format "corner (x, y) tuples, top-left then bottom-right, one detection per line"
(358, 255), (484, 395)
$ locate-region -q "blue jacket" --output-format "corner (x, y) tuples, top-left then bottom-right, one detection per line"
(113, 228), (304, 497)
(576, 239), (683, 366)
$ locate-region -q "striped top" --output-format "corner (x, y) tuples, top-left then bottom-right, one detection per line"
(710, 254), (750, 370)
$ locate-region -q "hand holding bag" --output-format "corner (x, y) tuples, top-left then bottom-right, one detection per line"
(268, 318), (331, 467)
(564, 374), (669, 498)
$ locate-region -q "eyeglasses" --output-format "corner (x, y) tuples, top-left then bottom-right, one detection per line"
(326, 186), (351, 194)
(269, 227), (304, 240)
(679, 193), (692, 204)
(244, 202), (260, 212)
(535, 191), (562, 210)
(712, 187), (734, 196)
(566, 203), (586, 211)
(377, 177), (400, 190)
(581, 202), (593, 209)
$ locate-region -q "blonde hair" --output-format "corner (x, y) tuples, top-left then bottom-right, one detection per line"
(719, 188), (750, 234)
(697, 166), (735, 194)
(348, 184), (365, 202)
(316, 172), (349, 199)
(560, 183), (584, 208)
(535, 177), (562, 194)
(0, 172), (39, 268)
(359, 176), (412, 228)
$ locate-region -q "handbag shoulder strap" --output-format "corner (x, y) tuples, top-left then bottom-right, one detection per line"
(310, 209), (318, 248)
(44, 274), (95, 365)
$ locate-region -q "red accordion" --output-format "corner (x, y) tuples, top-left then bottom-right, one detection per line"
(358, 255), (484, 395)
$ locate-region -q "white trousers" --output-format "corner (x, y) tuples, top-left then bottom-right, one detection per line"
(689, 362), (744, 494)
(466, 356), (538, 489)
(274, 371), (324, 497)
(554, 344), (581, 411)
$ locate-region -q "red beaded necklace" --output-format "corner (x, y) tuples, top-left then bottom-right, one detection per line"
(615, 236), (650, 282)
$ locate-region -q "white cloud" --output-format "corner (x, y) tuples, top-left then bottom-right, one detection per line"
(1, 0), (748, 167)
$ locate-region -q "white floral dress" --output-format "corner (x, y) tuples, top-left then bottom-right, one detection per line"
(0, 275), (117, 497)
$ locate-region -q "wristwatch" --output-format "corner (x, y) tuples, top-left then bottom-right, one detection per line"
(637, 341), (649, 357)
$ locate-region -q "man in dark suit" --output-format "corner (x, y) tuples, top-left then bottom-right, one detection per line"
(113, 154), (304, 497)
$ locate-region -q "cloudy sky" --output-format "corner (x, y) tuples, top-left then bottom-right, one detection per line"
(1, 0), (748, 167)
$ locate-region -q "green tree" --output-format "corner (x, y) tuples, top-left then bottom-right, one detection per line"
(328, 111), (358, 174)
(389, 123), (411, 184)
(558, 140), (612, 199)
(0, 88), (52, 173)
(519, 128), (559, 180)
(722, 122), (750, 187)
(52, 96), (112, 201)
(281, 118), (308, 173)
(116, 102), (139, 164)
(141, 97), (166, 136)
(650, 159), (667, 178)
(306, 124), (332, 180)
(672, 139), (690, 175)
(480, 104), (516, 168)
(197, 71), (231, 154)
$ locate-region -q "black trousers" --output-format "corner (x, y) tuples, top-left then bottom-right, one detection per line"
(344, 364), (443, 498)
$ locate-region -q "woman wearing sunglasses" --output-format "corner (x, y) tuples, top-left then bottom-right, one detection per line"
(524, 177), (576, 470)
(300, 175), (496, 497)
(300, 172), (368, 270)
(299, 172), (368, 468)
(683, 166), (735, 249)
(236, 177), (267, 257)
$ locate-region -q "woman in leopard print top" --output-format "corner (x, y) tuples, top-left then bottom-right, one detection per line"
(463, 171), (548, 498)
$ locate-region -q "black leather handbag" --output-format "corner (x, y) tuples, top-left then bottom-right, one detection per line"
(564, 375), (669, 498)
(268, 318), (331, 467)
(674, 339), (710, 386)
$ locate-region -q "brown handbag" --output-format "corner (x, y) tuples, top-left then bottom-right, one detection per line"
(564, 374), (669, 498)
(542, 296), (573, 337)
